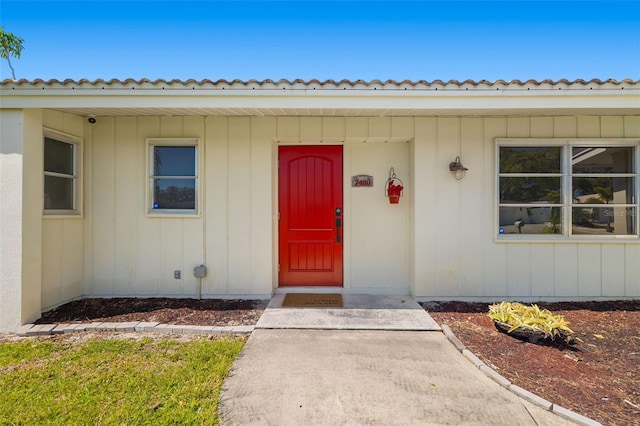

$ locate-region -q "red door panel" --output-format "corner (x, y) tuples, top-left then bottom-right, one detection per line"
(279, 146), (343, 286)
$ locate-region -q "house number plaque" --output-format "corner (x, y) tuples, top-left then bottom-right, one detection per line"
(351, 175), (374, 187)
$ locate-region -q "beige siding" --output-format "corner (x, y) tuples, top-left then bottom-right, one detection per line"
(412, 118), (438, 296)
(90, 116), (116, 295)
(435, 118), (462, 296)
(349, 141), (410, 291)
(250, 117), (276, 295)
(204, 116), (229, 295)
(40, 110), (84, 309)
(530, 244), (555, 297)
(114, 117), (138, 295)
(84, 116), (207, 296)
(84, 115), (273, 297)
(412, 115), (640, 300)
(625, 245), (640, 297)
(83, 115), (417, 296)
(73, 114), (640, 300)
(227, 117), (252, 294)
(485, 118), (509, 297)
(459, 118), (484, 297)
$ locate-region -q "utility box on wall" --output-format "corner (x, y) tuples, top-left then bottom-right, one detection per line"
(194, 265), (207, 278)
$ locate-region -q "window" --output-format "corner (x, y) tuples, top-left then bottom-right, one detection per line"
(44, 133), (79, 213)
(148, 139), (198, 214)
(498, 140), (639, 238)
(571, 146), (636, 236)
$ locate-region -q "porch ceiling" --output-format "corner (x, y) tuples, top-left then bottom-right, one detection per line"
(2, 78), (639, 117)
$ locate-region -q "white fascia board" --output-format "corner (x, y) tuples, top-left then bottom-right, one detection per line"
(1, 88), (638, 113)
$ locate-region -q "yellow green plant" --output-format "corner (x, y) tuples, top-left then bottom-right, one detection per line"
(488, 301), (573, 341)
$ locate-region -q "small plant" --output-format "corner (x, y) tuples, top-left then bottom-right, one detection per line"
(488, 301), (574, 343)
(386, 179), (404, 204)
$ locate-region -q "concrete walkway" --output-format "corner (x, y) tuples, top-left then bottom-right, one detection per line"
(219, 295), (581, 425)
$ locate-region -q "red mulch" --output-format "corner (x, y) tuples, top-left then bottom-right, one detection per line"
(424, 300), (640, 425)
(35, 298), (265, 326)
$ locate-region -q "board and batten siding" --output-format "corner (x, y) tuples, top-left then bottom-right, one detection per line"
(411, 115), (640, 300)
(81, 116), (413, 297)
(46, 113), (640, 301)
(40, 110), (84, 310)
(82, 116), (277, 298)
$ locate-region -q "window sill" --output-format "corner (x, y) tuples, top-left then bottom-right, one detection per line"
(146, 210), (200, 218)
(495, 235), (640, 244)
(43, 212), (83, 219)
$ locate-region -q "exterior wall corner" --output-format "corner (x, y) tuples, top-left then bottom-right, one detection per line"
(0, 109), (43, 331)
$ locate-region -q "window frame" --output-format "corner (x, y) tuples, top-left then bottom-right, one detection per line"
(146, 138), (201, 216)
(43, 129), (82, 216)
(496, 139), (640, 241)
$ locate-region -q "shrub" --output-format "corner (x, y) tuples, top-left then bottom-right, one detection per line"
(488, 301), (573, 342)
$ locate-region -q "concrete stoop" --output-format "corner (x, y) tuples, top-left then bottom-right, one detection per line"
(256, 294), (442, 331)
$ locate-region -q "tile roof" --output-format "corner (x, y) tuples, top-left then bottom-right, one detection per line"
(3, 78), (637, 118)
(2, 78), (638, 90)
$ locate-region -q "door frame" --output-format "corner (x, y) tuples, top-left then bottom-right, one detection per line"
(274, 142), (349, 290)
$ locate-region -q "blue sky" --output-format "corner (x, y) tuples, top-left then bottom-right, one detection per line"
(1, 0), (639, 81)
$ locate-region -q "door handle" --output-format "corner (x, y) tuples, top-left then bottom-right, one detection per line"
(335, 207), (342, 243)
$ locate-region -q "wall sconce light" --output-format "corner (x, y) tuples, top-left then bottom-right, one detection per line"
(449, 156), (468, 180)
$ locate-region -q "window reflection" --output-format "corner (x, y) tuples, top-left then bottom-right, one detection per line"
(44, 175), (73, 210)
(499, 207), (562, 235)
(572, 177), (634, 204)
(154, 146), (195, 176)
(500, 177), (561, 203)
(572, 147), (633, 174)
(154, 179), (196, 210)
(44, 137), (76, 212)
(150, 144), (197, 211)
(499, 143), (638, 238)
(572, 207), (637, 235)
(44, 137), (74, 175)
(499, 147), (562, 173)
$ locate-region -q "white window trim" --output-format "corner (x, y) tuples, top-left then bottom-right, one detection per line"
(146, 138), (201, 217)
(496, 138), (640, 242)
(43, 128), (82, 216)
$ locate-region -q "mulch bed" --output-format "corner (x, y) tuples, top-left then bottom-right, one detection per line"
(424, 300), (640, 425)
(35, 298), (265, 326)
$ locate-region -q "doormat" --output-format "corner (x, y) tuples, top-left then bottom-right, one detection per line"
(282, 293), (343, 307)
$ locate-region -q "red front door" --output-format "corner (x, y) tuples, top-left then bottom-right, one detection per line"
(278, 146), (343, 286)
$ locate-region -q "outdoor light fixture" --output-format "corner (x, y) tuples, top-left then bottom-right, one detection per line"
(449, 156), (468, 180)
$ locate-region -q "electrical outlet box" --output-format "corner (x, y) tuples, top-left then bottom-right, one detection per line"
(174, 270), (181, 279)
(194, 265), (207, 278)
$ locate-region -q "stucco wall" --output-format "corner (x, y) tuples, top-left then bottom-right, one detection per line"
(1, 110), (26, 331)
(0, 109), (43, 331)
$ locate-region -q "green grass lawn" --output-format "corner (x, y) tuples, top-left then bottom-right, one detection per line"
(0, 336), (245, 425)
